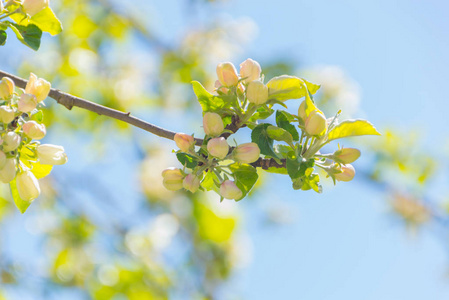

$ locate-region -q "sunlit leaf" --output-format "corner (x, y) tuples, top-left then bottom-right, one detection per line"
(10, 178), (31, 214)
(31, 161), (52, 179)
(30, 7), (62, 36)
(327, 119), (381, 141)
(267, 75), (320, 101)
(191, 81), (226, 112)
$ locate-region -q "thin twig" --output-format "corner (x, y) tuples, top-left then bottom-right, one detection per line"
(0, 70), (203, 146)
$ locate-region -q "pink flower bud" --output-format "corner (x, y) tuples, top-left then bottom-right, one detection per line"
(216, 62), (239, 87)
(333, 148), (361, 164)
(0, 158), (16, 183)
(239, 58), (261, 83)
(207, 137), (229, 159)
(161, 168), (184, 191)
(23, 121), (46, 140)
(183, 174), (200, 193)
(246, 80), (269, 105)
(334, 164), (356, 182)
(36, 144), (68, 165)
(2, 132), (21, 152)
(233, 142), (260, 164)
(25, 73), (50, 102)
(18, 93), (37, 113)
(174, 133), (195, 152)
(214, 80), (229, 94)
(22, 0), (49, 17)
(203, 112), (224, 136)
(16, 170), (41, 202)
(305, 110), (327, 136)
(0, 77), (15, 99)
(0, 106), (15, 124)
(220, 180), (242, 200)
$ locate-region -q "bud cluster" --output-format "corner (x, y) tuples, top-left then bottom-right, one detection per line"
(161, 59), (379, 201)
(163, 109), (262, 200)
(0, 74), (67, 205)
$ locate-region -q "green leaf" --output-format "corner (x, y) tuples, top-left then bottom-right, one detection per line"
(10, 178), (31, 214)
(7, 22), (42, 50)
(286, 152), (315, 180)
(191, 81), (227, 112)
(31, 110), (44, 123)
(263, 166), (288, 175)
(303, 79), (321, 94)
(251, 123), (278, 158)
(327, 119), (381, 142)
(201, 171), (220, 193)
(248, 105), (274, 123)
(31, 161), (52, 179)
(229, 164), (258, 201)
(274, 144), (293, 159)
(276, 110), (299, 141)
(266, 125), (294, 146)
(30, 7), (62, 36)
(0, 30), (6, 46)
(176, 153), (198, 168)
(267, 75), (320, 101)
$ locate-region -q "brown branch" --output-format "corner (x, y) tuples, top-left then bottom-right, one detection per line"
(0, 70), (287, 169)
(0, 70), (203, 146)
(251, 157), (286, 169)
(220, 114), (246, 139)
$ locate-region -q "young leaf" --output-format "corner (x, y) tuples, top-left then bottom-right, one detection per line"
(191, 81), (226, 112)
(248, 105), (274, 122)
(31, 110), (44, 123)
(31, 161), (52, 179)
(251, 123), (278, 158)
(267, 75), (320, 101)
(327, 119), (381, 142)
(276, 110), (299, 141)
(286, 152), (314, 180)
(30, 7), (62, 36)
(176, 153), (199, 168)
(10, 178), (31, 214)
(229, 163), (258, 201)
(201, 171), (220, 193)
(266, 125), (294, 147)
(274, 144), (293, 159)
(0, 30), (6, 46)
(7, 22), (42, 50)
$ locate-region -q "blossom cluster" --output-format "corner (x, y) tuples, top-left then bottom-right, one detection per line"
(0, 74), (67, 205)
(162, 59), (380, 201)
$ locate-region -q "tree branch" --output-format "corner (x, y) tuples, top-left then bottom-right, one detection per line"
(0, 70), (203, 146)
(0, 70), (287, 169)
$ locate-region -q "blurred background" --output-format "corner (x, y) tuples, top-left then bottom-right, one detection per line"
(1, 0), (449, 299)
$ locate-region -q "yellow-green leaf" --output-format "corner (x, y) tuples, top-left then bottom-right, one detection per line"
(327, 119), (381, 141)
(30, 7), (63, 36)
(267, 75), (320, 101)
(10, 178), (31, 214)
(31, 161), (53, 179)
